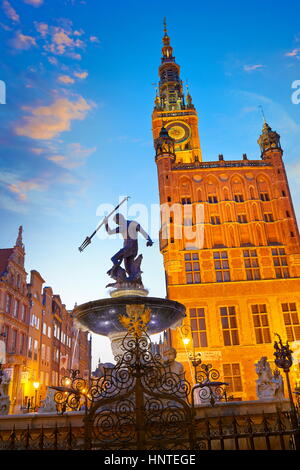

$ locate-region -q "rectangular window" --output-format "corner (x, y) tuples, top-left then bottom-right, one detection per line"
(260, 192), (270, 201)
(2, 325), (9, 345)
(43, 323), (47, 335)
(211, 215), (221, 225)
(33, 339), (38, 361)
(282, 303), (300, 341)
(220, 306), (239, 345)
(13, 300), (19, 318)
(214, 251), (230, 282)
(251, 304), (271, 343)
(272, 248), (289, 279)
(19, 333), (24, 354)
(237, 214), (247, 224)
(41, 343), (46, 360)
(190, 308), (208, 347)
(234, 194), (244, 203)
(223, 363), (243, 393)
(243, 250), (260, 280)
(264, 213), (274, 222)
(21, 304), (26, 322)
(28, 336), (33, 358)
(6, 294), (12, 314)
(181, 197), (191, 205)
(11, 329), (17, 353)
(208, 195), (218, 204)
(185, 253), (201, 284)
(48, 326), (51, 338)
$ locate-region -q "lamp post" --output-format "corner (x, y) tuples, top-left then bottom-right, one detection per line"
(33, 381), (39, 412)
(188, 349), (202, 383)
(179, 326), (229, 407)
(273, 333), (300, 449)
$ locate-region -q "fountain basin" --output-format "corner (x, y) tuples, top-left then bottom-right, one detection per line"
(73, 296), (186, 336)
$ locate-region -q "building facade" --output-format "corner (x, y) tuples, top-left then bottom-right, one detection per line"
(0, 227), (91, 413)
(152, 24), (300, 400)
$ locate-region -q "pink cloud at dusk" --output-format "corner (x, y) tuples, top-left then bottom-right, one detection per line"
(74, 71), (88, 79)
(23, 0), (43, 6)
(285, 48), (300, 57)
(243, 64), (265, 72)
(34, 22), (86, 59)
(58, 74), (75, 84)
(15, 96), (93, 140)
(89, 36), (100, 43)
(7, 179), (47, 201)
(2, 0), (19, 22)
(35, 22), (48, 37)
(10, 31), (37, 50)
(48, 142), (97, 169)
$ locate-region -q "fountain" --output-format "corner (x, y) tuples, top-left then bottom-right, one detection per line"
(74, 210), (186, 359)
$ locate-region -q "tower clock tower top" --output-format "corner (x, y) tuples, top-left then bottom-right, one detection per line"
(152, 20), (202, 164)
(257, 121), (282, 158)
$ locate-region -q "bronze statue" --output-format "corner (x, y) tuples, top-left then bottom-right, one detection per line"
(104, 213), (153, 288)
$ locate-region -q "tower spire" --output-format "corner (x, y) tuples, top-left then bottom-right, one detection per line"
(15, 225), (24, 250)
(161, 17), (174, 62)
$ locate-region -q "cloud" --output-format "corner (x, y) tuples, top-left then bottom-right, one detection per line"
(2, 0), (19, 22)
(0, 171), (48, 202)
(243, 64), (265, 72)
(11, 32), (37, 50)
(23, 0), (43, 6)
(7, 180), (46, 200)
(35, 22), (48, 37)
(15, 95), (93, 140)
(0, 21), (12, 31)
(285, 48), (300, 57)
(58, 74), (75, 84)
(48, 142), (96, 168)
(89, 35), (100, 43)
(41, 24), (86, 59)
(74, 71), (88, 79)
(48, 56), (58, 65)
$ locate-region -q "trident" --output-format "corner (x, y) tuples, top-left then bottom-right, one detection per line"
(78, 196), (130, 252)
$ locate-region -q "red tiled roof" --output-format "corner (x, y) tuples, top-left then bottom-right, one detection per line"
(0, 248), (13, 276)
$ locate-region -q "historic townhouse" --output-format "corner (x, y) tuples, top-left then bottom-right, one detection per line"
(0, 227), (91, 413)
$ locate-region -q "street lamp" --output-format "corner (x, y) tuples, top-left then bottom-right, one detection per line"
(179, 325), (229, 406)
(273, 333), (300, 448)
(33, 381), (39, 411)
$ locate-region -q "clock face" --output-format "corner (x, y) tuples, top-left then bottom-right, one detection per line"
(165, 122), (190, 143)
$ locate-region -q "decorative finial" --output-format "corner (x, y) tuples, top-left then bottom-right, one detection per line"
(15, 225), (24, 249)
(163, 17), (167, 35)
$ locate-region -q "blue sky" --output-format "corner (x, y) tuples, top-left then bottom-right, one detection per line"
(1, 0), (300, 367)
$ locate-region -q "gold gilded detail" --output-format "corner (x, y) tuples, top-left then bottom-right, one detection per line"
(119, 304), (152, 337)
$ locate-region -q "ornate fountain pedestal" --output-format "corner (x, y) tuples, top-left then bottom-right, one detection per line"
(73, 284), (186, 359)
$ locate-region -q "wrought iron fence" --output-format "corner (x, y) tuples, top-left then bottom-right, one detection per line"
(0, 329), (299, 450)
